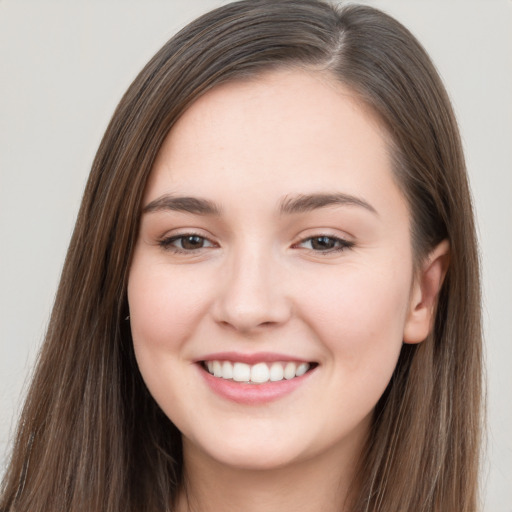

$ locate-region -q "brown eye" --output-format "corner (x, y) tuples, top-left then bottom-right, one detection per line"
(310, 236), (337, 250)
(160, 234), (215, 252)
(296, 235), (353, 253)
(180, 235), (206, 250)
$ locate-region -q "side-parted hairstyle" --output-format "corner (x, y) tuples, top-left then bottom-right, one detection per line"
(1, 1), (482, 511)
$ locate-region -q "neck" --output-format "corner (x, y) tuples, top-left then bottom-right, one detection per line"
(175, 436), (365, 512)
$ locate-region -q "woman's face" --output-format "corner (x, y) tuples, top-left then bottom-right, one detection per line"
(128, 69), (424, 471)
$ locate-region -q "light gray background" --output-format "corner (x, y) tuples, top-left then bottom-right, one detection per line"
(1, 1), (510, 509)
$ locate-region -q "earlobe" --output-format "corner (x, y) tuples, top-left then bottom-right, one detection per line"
(403, 239), (450, 344)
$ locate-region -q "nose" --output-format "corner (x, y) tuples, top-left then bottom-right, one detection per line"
(212, 245), (292, 333)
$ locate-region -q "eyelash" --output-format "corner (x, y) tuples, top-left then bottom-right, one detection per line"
(158, 233), (353, 255)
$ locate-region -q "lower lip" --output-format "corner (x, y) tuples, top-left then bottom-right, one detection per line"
(198, 364), (315, 405)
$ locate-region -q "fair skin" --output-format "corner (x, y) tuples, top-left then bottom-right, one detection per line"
(128, 68), (448, 512)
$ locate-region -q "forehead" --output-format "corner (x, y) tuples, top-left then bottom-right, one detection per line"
(146, 68), (407, 223)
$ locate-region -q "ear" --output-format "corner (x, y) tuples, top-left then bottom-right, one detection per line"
(403, 239), (450, 344)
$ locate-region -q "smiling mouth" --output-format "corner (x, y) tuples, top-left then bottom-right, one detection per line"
(201, 360), (318, 384)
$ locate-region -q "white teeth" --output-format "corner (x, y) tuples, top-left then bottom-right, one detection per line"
(233, 362), (251, 382)
(269, 362), (284, 381)
(296, 362), (309, 377)
(213, 360), (222, 377)
(204, 360), (311, 384)
(284, 362), (296, 380)
(251, 362), (270, 383)
(222, 361), (233, 379)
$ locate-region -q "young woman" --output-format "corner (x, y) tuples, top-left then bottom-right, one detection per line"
(0, 1), (482, 511)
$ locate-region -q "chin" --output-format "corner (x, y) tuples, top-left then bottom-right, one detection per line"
(211, 446), (304, 472)
(184, 429), (312, 472)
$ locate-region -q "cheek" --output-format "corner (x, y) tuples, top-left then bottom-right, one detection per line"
(127, 263), (209, 352)
(126, 261), (212, 417)
(299, 262), (411, 386)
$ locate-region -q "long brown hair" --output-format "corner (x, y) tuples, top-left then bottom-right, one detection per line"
(1, 1), (482, 511)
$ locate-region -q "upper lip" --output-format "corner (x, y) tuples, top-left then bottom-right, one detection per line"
(195, 351), (314, 365)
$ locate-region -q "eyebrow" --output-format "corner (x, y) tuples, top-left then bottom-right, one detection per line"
(143, 195), (221, 215)
(142, 192), (377, 217)
(279, 193), (378, 216)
